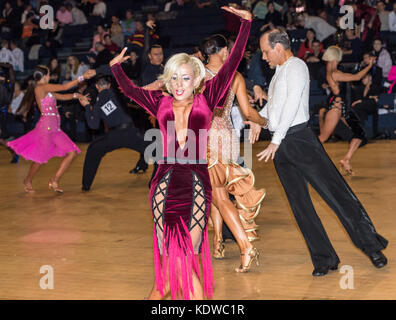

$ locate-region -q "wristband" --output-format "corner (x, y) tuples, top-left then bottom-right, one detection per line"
(73, 93), (78, 99)
(77, 75), (85, 83)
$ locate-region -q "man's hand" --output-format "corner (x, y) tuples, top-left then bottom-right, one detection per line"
(244, 121), (262, 144)
(83, 69), (96, 80)
(78, 94), (91, 107)
(146, 20), (156, 29)
(110, 47), (130, 67)
(257, 143), (279, 162)
(253, 85), (267, 107)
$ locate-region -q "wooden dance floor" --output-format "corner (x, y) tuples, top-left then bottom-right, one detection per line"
(1, 140), (395, 300)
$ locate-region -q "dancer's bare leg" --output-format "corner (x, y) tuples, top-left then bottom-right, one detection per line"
(210, 204), (224, 255)
(49, 151), (77, 187)
(212, 186), (253, 267)
(24, 162), (41, 192)
(340, 138), (362, 175)
(318, 108), (327, 134)
(189, 272), (204, 300)
(147, 282), (169, 300)
(318, 108), (341, 143)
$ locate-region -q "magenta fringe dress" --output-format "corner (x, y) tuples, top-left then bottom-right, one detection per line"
(112, 19), (251, 300)
(7, 93), (81, 164)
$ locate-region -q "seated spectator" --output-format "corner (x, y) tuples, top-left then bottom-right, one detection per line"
(296, 13), (337, 46)
(48, 57), (61, 83)
(56, 4), (73, 26)
(373, 38), (392, 79)
(388, 2), (396, 32)
(306, 39), (326, 86)
(46, 19), (63, 49)
(65, 55), (88, 81)
(21, 12), (39, 48)
(260, 1), (283, 32)
(340, 28), (362, 63)
(324, 0), (340, 27)
(21, 4), (35, 24)
(90, 24), (108, 54)
(359, 51), (383, 87)
(110, 14), (124, 49)
(297, 28), (323, 60)
(122, 50), (141, 81)
(91, 42), (112, 68)
(67, 3), (88, 25)
(377, 1), (390, 32)
(9, 81), (24, 116)
(92, 0), (107, 19)
(78, 0), (93, 17)
(127, 20), (159, 56)
(0, 40), (13, 65)
(121, 9), (136, 38)
(351, 73), (382, 130)
(103, 34), (120, 55)
(9, 40), (23, 72)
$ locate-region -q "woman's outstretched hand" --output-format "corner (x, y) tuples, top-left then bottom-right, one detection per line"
(110, 47), (130, 67)
(221, 6), (252, 21)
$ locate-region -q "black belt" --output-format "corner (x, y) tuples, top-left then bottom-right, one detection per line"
(270, 122), (308, 136)
(109, 122), (133, 130)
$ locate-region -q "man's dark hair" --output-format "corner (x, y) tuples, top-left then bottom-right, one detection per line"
(95, 75), (110, 87)
(149, 44), (162, 53)
(266, 29), (291, 50)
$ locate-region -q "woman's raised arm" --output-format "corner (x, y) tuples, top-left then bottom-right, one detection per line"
(203, 7), (252, 110)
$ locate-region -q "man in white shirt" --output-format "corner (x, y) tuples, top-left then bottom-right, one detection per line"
(0, 40), (14, 65)
(92, 0), (107, 19)
(388, 2), (396, 32)
(257, 29), (388, 276)
(10, 40), (24, 72)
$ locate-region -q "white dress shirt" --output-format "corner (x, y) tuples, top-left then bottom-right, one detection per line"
(389, 11), (396, 32)
(0, 47), (14, 65)
(259, 56), (310, 146)
(11, 47), (24, 72)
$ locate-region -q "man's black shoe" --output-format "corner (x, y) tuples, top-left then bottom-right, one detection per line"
(368, 251), (387, 268)
(82, 186), (90, 192)
(312, 264), (338, 277)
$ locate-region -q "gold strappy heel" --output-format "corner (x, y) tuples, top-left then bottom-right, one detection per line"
(49, 180), (63, 194)
(235, 247), (259, 273)
(213, 239), (225, 259)
(23, 181), (35, 193)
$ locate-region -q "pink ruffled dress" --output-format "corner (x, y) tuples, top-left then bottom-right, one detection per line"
(7, 93), (81, 164)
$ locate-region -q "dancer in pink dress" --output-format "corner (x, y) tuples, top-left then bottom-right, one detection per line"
(7, 65), (87, 193)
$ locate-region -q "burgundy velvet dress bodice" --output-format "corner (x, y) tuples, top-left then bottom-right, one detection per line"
(110, 19), (251, 162)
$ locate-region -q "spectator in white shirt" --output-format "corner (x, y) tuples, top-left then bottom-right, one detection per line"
(9, 40), (23, 72)
(296, 13), (337, 43)
(92, 0), (107, 19)
(0, 40), (14, 65)
(377, 1), (390, 31)
(373, 38), (392, 78)
(389, 2), (396, 32)
(9, 81), (24, 115)
(67, 4), (88, 25)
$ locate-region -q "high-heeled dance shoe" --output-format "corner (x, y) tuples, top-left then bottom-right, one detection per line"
(129, 163), (148, 174)
(213, 239), (225, 259)
(23, 181), (35, 193)
(48, 180), (63, 194)
(339, 160), (355, 176)
(235, 247), (259, 273)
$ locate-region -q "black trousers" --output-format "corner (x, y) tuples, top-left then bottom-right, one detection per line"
(82, 126), (149, 190)
(273, 125), (388, 268)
